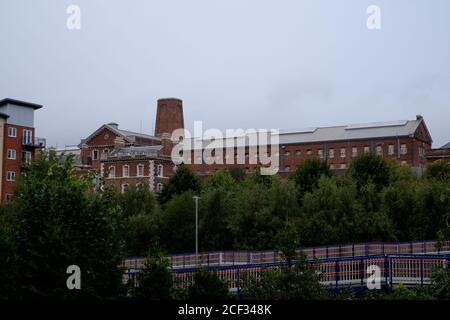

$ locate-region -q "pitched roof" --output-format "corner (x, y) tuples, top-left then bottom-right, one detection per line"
(186, 117), (428, 149)
(280, 119), (424, 145)
(0, 98), (43, 110)
(79, 123), (161, 147)
(441, 142), (450, 149)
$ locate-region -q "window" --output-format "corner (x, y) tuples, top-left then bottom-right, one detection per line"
(401, 161), (407, 166)
(121, 183), (129, 193)
(318, 149), (323, 159)
(295, 150), (302, 156)
(8, 127), (16, 137)
(306, 149), (312, 156)
(285, 166), (290, 172)
(136, 183), (144, 191)
(329, 149), (334, 159)
(137, 164), (144, 177)
(92, 149), (99, 160)
(156, 183), (163, 192)
(330, 164), (335, 170)
(123, 165), (129, 177)
(23, 129), (32, 144)
(157, 164), (164, 177)
(376, 145), (383, 156)
(22, 151), (32, 163)
(103, 149), (109, 159)
(340, 163), (347, 169)
(7, 149), (16, 160)
(5, 194), (13, 201)
(7, 171), (15, 181)
(340, 148), (346, 158)
(400, 144), (408, 155)
(388, 145), (395, 156)
(285, 151), (291, 156)
(364, 146), (370, 153)
(352, 147), (358, 158)
(108, 166), (115, 178)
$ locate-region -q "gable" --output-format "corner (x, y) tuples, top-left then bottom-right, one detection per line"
(80, 125), (127, 147)
(414, 120), (433, 145)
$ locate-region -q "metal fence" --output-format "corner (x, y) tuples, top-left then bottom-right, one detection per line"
(124, 254), (450, 292)
(123, 239), (450, 270)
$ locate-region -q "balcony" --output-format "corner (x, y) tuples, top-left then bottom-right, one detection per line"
(22, 137), (46, 149)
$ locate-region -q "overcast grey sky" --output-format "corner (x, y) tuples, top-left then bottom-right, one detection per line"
(1, 0), (449, 147)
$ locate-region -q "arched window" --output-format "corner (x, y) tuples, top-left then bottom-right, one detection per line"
(108, 166), (115, 178)
(121, 183), (129, 193)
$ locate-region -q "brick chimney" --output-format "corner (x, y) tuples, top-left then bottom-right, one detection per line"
(154, 98), (184, 137)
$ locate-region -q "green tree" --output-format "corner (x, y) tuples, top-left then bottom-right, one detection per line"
(119, 184), (156, 218)
(199, 188), (235, 250)
(242, 253), (325, 300)
(128, 249), (173, 300)
(348, 152), (391, 191)
(187, 268), (231, 300)
(159, 191), (196, 253)
(425, 159), (450, 182)
(158, 165), (201, 205)
(11, 153), (125, 299)
(430, 267), (450, 299)
(230, 177), (298, 249)
(289, 157), (333, 203)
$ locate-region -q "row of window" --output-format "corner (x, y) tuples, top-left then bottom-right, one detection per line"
(92, 149), (109, 160)
(312, 144), (408, 159)
(121, 182), (163, 193)
(7, 127), (33, 143)
(193, 144), (409, 163)
(7, 149), (32, 161)
(108, 164), (164, 178)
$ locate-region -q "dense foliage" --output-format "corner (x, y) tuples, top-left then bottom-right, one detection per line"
(0, 152), (449, 300)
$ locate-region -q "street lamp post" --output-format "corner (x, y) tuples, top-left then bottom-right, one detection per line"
(193, 196), (200, 267)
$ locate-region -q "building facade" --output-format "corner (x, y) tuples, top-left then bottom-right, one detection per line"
(186, 115), (432, 177)
(69, 97), (435, 193)
(0, 98), (45, 201)
(72, 98), (183, 192)
(425, 142), (450, 163)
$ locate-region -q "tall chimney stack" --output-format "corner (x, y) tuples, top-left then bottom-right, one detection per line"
(154, 98), (184, 137)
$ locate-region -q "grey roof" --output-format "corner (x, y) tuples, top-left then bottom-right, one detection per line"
(79, 123), (160, 147)
(110, 145), (163, 157)
(280, 119), (422, 145)
(441, 142), (450, 149)
(116, 128), (161, 142)
(186, 118), (425, 150)
(0, 98), (43, 110)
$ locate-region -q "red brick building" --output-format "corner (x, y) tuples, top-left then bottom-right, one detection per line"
(186, 115), (433, 177)
(74, 98), (183, 192)
(0, 98), (45, 201)
(425, 142), (450, 164)
(70, 97), (435, 192)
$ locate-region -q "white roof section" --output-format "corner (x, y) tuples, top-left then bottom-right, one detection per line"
(280, 119), (422, 145)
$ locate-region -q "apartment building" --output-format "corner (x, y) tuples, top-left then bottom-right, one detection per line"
(0, 98), (45, 201)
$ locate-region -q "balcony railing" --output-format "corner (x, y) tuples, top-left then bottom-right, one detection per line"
(22, 137), (46, 148)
